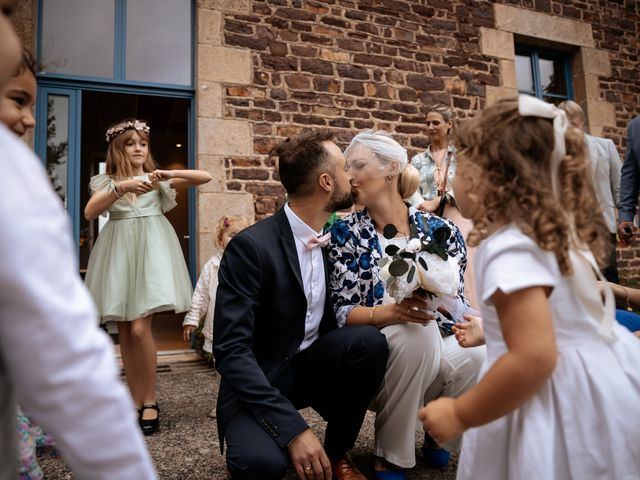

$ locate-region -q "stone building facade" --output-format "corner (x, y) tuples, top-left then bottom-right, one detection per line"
(12, 0), (640, 280)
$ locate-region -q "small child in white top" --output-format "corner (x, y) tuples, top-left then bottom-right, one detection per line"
(182, 215), (252, 353)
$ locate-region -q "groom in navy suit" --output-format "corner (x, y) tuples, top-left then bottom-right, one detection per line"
(213, 130), (388, 480)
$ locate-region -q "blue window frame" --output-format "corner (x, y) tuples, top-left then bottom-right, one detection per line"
(515, 45), (573, 105)
(37, 0), (194, 89)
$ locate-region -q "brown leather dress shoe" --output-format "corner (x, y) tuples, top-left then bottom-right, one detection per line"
(332, 455), (366, 480)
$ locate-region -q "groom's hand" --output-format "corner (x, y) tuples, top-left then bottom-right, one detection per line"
(288, 428), (332, 480)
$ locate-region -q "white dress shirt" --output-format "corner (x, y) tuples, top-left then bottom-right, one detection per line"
(284, 204), (327, 352)
(0, 125), (155, 479)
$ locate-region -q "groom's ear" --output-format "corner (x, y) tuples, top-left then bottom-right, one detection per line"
(318, 172), (333, 193)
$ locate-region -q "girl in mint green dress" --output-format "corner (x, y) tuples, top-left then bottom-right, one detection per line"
(84, 118), (211, 434)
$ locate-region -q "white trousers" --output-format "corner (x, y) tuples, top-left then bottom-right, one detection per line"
(371, 324), (485, 468)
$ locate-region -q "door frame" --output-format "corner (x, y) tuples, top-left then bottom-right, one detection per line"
(34, 79), (197, 282)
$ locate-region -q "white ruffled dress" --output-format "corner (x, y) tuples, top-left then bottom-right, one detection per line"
(457, 224), (640, 480)
(84, 174), (192, 322)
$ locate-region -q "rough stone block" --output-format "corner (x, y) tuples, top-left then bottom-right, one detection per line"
(198, 118), (252, 156)
(585, 101), (616, 137)
(500, 59), (517, 89)
(196, 82), (223, 118)
(197, 45), (252, 84)
(197, 232), (217, 271)
(198, 192), (255, 234)
(197, 8), (222, 45)
(479, 28), (514, 59)
(572, 73), (601, 103)
(494, 4), (594, 47)
(576, 47), (611, 76)
(320, 49), (351, 63)
(196, 155), (226, 193)
(197, 0), (250, 14)
(485, 85), (518, 106)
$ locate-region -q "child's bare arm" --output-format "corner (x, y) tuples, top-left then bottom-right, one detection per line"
(150, 169), (212, 189)
(420, 286), (556, 443)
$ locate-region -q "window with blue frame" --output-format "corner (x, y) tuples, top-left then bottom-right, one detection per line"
(515, 46), (573, 105)
(39, 0), (192, 87)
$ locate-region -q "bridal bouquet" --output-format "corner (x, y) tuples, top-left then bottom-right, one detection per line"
(379, 223), (463, 315)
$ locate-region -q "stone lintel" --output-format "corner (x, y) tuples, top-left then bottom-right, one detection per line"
(494, 4), (594, 48)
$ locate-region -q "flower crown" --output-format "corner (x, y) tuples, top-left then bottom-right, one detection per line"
(105, 120), (150, 142)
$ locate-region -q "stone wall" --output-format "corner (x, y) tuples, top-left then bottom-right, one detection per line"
(214, 0), (640, 280)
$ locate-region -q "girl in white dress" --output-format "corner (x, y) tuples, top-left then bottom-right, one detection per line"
(419, 96), (640, 480)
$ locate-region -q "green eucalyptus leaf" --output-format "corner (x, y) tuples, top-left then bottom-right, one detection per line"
(433, 226), (451, 245)
(407, 265), (416, 284)
(383, 224), (398, 239)
(418, 257), (429, 271)
(389, 259), (409, 276)
(385, 244), (400, 256)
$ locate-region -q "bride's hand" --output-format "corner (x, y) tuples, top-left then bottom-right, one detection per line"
(390, 294), (435, 325)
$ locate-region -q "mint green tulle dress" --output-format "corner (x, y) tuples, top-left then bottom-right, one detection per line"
(84, 174), (192, 322)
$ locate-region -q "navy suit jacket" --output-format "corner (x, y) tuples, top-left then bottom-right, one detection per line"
(619, 116), (640, 222)
(213, 207), (337, 451)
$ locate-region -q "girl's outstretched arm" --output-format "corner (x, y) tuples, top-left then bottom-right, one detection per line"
(419, 285), (557, 443)
(150, 169), (212, 188)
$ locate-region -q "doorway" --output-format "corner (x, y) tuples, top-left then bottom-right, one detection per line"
(36, 87), (195, 352)
(80, 91), (192, 351)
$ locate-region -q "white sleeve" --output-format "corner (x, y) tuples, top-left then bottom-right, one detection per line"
(182, 259), (213, 327)
(479, 231), (559, 305)
(0, 130), (155, 479)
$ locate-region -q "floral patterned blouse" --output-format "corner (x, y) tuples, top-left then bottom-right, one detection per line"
(408, 144), (457, 205)
(326, 205), (468, 335)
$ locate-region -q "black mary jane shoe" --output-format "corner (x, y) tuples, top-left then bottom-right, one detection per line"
(140, 403), (160, 436)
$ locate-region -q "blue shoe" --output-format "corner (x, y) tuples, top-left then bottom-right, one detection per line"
(421, 433), (450, 468)
(373, 470), (407, 480)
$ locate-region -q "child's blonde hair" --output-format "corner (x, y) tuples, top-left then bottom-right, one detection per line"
(217, 215), (252, 247)
(105, 118), (157, 179)
(454, 97), (609, 275)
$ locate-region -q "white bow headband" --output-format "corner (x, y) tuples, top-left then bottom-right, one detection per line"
(517, 95), (569, 201)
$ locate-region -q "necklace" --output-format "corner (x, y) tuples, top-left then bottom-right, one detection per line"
(432, 147), (448, 195)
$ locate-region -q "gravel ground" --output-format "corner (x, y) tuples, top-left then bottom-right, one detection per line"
(40, 360), (458, 479)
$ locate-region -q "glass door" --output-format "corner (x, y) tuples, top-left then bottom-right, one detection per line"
(34, 86), (81, 244)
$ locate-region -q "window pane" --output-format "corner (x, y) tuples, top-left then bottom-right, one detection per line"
(126, 0), (192, 85)
(515, 54), (534, 92)
(46, 95), (69, 207)
(543, 96), (568, 107)
(41, 0), (115, 78)
(539, 57), (567, 96)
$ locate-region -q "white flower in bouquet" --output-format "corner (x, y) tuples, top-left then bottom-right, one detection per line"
(380, 257), (420, 303)
(416, 252), (459, 296)
(406, 237), (422, 253)
(379, 222), (462, 305)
